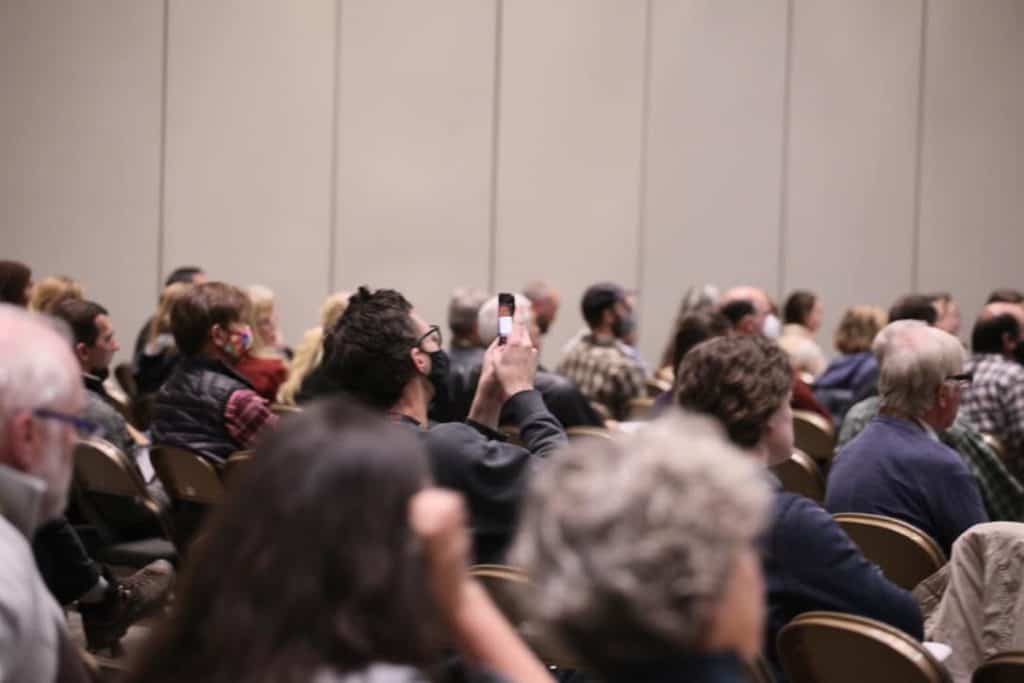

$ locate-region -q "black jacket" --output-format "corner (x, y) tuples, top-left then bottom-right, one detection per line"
(400, 390), (567, 563)
(150, 356), (254, 464)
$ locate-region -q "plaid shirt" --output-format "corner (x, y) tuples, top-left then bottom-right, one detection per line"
(225, 389), (278, 449)
(962, 353), (1024, 479)
(556, 333), (646, 421)
(840, 396), (1024, 522)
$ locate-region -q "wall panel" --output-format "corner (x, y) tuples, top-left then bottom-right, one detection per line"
(164, 0), (335, 346)
(917, 0), (1024, 334)
(0, 0), (163, 358)
(493, 0), (647, 366)
(333, 0), (497, 331)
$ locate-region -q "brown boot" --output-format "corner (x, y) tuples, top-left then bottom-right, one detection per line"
(79, 560), (174, 655)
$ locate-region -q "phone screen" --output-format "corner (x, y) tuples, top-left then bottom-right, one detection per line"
(498, 294), (515, 344)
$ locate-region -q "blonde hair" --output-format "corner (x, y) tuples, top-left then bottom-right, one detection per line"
(834, 305), (887, 354)
(149, 282), (193, 343)
(246, 285), (278, 355)
(277, 291), (351, 405)
(29, 276), (83, 314)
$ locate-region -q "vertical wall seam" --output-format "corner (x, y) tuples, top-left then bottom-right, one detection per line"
(327, 0), (343, 293)
(156, 0), (169, 293)
(635, 0), (654, 300)
(910, 0), (929, 292)
(775, 0), (795, 298)
(486, 0), (504, 293)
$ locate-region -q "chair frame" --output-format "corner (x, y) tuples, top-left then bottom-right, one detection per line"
(222, 450), (254, 487)
(779, 611), (951, 683)
(149, 446), (226, 505)
(770, 449), (826, 503)
(792, 410), (836, 464)
(980, 432), (1008, 461)
(832, 512), (945, 589)
(565, 426), (614, 441)
(973, 651), (1024, 683)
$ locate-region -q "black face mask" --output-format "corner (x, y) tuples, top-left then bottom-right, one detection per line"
(90, 366), (110, 382)
(426, 349), (451, 396)
(612, 313), (634, 340)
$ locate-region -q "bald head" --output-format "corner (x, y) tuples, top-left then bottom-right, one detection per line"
(722, 286), (771, 336)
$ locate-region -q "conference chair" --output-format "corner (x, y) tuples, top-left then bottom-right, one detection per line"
(778, 611), (951, 683)
(150, 445), (226, 551)
(72, 439), (177, 567)
(980, 433), (1008, 462)
(770, 450), (825, 504)
(627, 396), (656, 421)
(222, 451), (254, 488)
(566, 426), (614, 441)
(833, 513), (945, 590)
(270, 403), (302, 417)
(973, 651), (1024, 683)
(645, 376), (672, 398)
(793, 410), (836, 465)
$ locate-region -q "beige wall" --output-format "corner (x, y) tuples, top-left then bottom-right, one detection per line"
(2, 0), (1022, 367)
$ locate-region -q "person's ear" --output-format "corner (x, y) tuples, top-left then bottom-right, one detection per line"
(210, 324), (228, 348)
(410, 347), (429, 375)
(739, 314), (756, 336)
(5, 412), (39, 472)
(73, 341), (90, 365)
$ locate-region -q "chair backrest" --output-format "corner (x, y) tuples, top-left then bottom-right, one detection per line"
(770, 450), (826, 503)
(793, 410), (836, 463)
(566, 426), (614, 441)
(973, 651), (1024, 683)
(980, 433), (1008, 461)
(114, 362), (138, 399)
(645, 376), (672, 398)
(833, 513), (946, 590)
(627, 397), (656, 421)
(73, 439), (173, 541)
(779, 611), (951, 683)
(222, 451), (254, 488)
(150, 446), (225, 505)
(746, 655), (777, 683)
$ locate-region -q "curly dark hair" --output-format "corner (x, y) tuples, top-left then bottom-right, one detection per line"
(675, 336), (792, 449)
(126, 397), (443, 683)
(324, 286), (419, 410)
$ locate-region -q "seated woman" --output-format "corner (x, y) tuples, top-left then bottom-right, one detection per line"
(277, 290), (350, 405)
(511, 413), (772, 683)
(778, 290), (827, 379)
(0, 260), (33, 306)
(29, 274), (83, 314)
(127, 397), (553, 683)
(233, 285), (290, 401)
(135, 281), (190, 397)
(814, 305), (887, 425)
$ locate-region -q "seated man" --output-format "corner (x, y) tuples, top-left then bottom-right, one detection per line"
(840, 320), (1024, 523)
(325, 286), (567, 563)
(676, 335), (922, 676)
(151, 282), (277, 463)
(827, 322), (988, 554)
(961, 303), (1024, 479)
(556, 282), (646, 421)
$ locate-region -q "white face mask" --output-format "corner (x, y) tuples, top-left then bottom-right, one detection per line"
(762, 314), (782, 339)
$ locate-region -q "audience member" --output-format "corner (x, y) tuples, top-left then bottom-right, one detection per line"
(0, 305), (172, 668)
(813, 305), (887, 424)
(132, 266), (207, 359)
(447, 287), (489, 376)
(888, 293), (938, 325)
(127, 398), (553, 683)
(961, 303), (1024, 479)
(0, 260), (33, 307)
(278, 290), (350, 405)
(839, 321), (1023, 522)
(651, 309), (730, 417)
(523, 280), (560, 338)
(676, 335), (922, 675)
(134, 281), (191, 396)
(233, 286), (289, 401)
(779, 290), (827, 378)
(656, 283), (720, 381)
(150, 282), (277, 464)
(511, 413), (772, 682)
(987, 288), (1024, 305)
(29, 275), (83, 314)
(930, 292), (962, 337)
(556, 282), (646, 421)
(326, 286), (567, 563)
(826, 322), (988, 554)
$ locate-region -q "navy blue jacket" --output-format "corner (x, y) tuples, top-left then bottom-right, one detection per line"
(763, 482), (923, 675)
(825, 414), (989, 555)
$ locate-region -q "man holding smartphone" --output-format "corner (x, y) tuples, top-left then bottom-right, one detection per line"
(325, 287), (568, 564)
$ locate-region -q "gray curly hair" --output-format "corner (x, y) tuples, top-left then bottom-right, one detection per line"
(509, 411), (771, 670)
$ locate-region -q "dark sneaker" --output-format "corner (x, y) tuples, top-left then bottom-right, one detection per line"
(79, 560), (174, 655)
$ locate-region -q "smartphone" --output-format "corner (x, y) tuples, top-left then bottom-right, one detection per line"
(497, 292), (515, 345)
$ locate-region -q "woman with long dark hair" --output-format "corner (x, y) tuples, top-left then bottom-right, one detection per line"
(127, 397), (552, 683)
(0, 260), (33, 307)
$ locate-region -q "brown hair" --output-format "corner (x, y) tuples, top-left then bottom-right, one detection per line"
(675, 336), (792, 449)
(148, 282), (193, 345)
(0, 261), (31, 307)
(834, 305), (887, 354)
(170, 282), (252, 356)
(29, 275), (83, 314)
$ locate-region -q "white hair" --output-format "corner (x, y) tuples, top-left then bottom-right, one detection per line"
(509, 411), (771, 670)
(876, 320), (966, 417)
(477, 293), (533, 346)
(0, 305), (78, 445)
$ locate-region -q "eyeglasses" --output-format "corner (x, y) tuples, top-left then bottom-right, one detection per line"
(414, 325), (443, 350)
(945, 372), (974, 390)
(33, 408), (104, 440)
